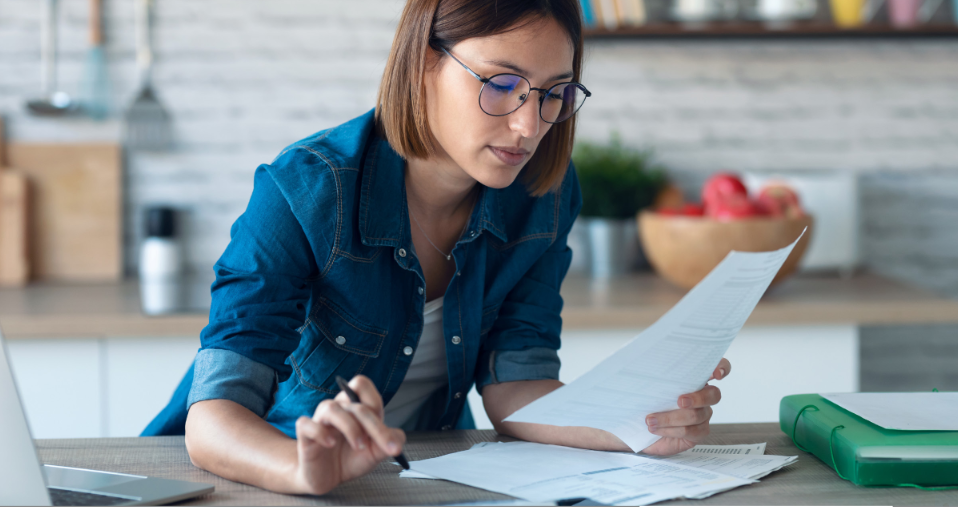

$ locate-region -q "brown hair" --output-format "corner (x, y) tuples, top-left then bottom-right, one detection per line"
(376, 0), (584, 196)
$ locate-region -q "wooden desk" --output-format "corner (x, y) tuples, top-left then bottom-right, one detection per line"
(36, 424), (958, 506)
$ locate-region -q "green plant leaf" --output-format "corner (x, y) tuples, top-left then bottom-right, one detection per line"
(572, 136), (668, 219)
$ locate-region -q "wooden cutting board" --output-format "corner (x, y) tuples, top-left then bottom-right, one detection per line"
(5, 143), (122, 282)
(0, 171), (30, 286)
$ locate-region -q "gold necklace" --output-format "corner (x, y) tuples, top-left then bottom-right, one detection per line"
(408, 191), (476, 261)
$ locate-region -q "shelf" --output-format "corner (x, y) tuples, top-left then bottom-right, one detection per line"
(584, 21), (958, 38)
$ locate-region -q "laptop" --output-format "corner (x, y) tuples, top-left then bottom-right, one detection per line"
(0, 327), (214, 506)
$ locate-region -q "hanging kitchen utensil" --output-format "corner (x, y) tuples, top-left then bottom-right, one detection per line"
(26, 0), (80, 116)
(80, 0), (110, 120)
(124, 0), (171, 151)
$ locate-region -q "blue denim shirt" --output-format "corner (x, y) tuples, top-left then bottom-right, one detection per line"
(143, 109), (582, 438)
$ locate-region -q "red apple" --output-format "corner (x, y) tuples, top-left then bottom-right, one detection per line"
(758, 184), (804, 218)
(681, 203), (705, 216)
(702, 173), (748, 209)
(707, 196), (764, 221)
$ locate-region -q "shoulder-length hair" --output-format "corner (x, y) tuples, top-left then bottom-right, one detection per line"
(376, 0), (584, 197)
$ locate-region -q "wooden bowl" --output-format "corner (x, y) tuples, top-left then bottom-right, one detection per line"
(638, 211), (814, 289)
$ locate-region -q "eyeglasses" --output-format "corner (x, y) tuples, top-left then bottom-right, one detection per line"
(441, 47), (591, 125)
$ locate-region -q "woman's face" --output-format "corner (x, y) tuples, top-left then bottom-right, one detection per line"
(424, 17), (575, 189)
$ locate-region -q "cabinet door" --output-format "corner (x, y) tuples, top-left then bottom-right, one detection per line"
(557, 325), (859, 424)
(5, 339), (103, 439)
(718, 325), (858, 423)
(105, 337), (199, 437)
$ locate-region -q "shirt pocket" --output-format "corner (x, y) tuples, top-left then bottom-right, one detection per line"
(289, 296), (388, 393)
(313, 296), (388, 357)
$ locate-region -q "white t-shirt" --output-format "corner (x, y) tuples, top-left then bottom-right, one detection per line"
(383, 297), (449, 429)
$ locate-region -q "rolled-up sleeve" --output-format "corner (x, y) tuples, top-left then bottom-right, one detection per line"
(188, 158), (322, 413)
(475, 164), (583, 393)
(188, 349), (279, 416)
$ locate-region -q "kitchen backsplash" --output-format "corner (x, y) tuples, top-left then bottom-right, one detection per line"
(2, 0), (957, 297)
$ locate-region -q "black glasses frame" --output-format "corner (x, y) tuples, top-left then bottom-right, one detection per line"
(441, 47), (591, 124)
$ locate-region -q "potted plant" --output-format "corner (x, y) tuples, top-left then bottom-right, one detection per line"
(571, 136), (667, 277)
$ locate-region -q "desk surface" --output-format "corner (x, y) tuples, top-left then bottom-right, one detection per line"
(36, 423), (958, 506)
(5, 272), (958, 340)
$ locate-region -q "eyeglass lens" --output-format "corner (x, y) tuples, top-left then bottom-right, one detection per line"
(480, 75), (587, 124)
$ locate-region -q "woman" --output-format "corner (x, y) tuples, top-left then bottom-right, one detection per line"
(146, 0), (731, 496)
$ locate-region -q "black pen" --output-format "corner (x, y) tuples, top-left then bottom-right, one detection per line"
(334, 375), (410, 470)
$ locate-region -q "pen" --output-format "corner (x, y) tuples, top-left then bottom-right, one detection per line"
(334, 375), (410, 470)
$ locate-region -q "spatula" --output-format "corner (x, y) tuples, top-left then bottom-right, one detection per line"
(124, 0), (171, 151)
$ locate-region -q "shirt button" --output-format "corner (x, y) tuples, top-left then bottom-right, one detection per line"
(403, 346), (414, 356)
(442, 425), (452, 431)
(335, 336), (346, 345)
(418, 287), (424, 295)
(451, 336), (461, 345)
(454, 392), (462, 399)
(456, 271), (461, 277)
(470, 231), (476, 237)
(398, 248), (407, 258)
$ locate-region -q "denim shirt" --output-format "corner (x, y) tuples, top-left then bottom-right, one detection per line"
(143, 109), (582, 438)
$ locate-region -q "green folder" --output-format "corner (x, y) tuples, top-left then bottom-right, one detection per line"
(780, 394), (958, 487)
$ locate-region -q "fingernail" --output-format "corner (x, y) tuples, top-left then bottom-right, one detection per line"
(647, 416), (657, 428)
(357, 438), (366, 450)
(326, 437), (336, 446)
(389, 441), (400, 453)
(680, 397), (692, 408)
(719, 368), (726, 378)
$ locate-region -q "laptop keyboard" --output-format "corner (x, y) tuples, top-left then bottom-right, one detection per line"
(48, 487), (136, 506)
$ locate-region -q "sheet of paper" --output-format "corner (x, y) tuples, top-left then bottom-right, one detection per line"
(505, 232), (805, 452)
(680, 443), (766, 456)
(651, 452), (797, 481)
(400, 442), (774, 481)
(407, 441), (754, 506)
(822, 392), (958, 431)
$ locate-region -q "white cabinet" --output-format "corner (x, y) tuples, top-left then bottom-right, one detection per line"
(7, 337), (199, 439)
(468, 324), (859, 430)
(105, 337), (199, 437)
(6, 339), (103, 439)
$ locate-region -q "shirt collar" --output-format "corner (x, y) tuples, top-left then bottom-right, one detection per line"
(359, 134), (508, 247)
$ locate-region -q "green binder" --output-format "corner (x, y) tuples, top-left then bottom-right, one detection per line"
(780, 394), (958, 487)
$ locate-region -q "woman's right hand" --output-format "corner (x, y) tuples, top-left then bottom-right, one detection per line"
(290, 375), (406, 495)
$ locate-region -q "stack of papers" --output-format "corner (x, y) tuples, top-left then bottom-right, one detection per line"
(648, 444), (797, 493)
(401, 442), (797, 505)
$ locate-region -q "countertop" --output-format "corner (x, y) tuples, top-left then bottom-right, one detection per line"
(3, 271), (958, 340)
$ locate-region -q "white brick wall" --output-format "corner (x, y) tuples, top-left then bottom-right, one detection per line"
(2, 0), (957, 294)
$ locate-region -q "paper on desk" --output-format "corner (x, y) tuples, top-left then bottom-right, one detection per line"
(822, 392), (958, 431)
(505, 231), (806, 452)
(680, 442), (766, 456)
(651, 450), (797, 481)
(406, 441), (754, 506)
(399, 442), (774, 481)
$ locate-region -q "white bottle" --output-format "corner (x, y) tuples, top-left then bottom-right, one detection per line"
(139, 207), (182, 315)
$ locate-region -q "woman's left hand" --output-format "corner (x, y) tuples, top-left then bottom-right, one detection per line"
(640, 358), (731, 456)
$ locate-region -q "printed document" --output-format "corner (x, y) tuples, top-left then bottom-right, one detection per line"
(822, 392), (958, 431)
(406, 441), (754, 505)
(505, 232), (806, 452)
(651, 447), (796, 481)
(401, 442), (797, 503)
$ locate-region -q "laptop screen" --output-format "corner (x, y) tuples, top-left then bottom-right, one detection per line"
(0, 327), (53, 505)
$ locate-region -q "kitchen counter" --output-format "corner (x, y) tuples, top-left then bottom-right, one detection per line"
(2, 272), (957, 340)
